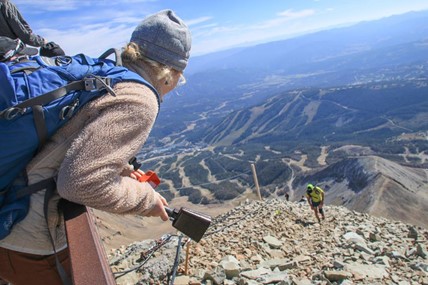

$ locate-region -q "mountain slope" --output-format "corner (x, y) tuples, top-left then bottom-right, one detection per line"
(200, 80), (428, 147)
(108, 199), (428, 285)
(294, 155), (428, 228)
(120, 10), (428, 250)
(149, 10), (428, 150)
(187, 10), (428, 74)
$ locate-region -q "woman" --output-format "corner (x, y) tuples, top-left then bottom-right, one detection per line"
(0, 9), (191, 285)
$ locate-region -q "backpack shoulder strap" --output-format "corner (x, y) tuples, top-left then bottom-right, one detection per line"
(98, 48), (122, 66)
(0, 76), (114, 147)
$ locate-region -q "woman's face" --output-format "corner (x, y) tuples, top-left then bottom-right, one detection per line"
(160, 71), (183, 97)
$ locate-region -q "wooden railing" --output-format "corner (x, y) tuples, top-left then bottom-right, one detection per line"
(63, 201), (116, 285)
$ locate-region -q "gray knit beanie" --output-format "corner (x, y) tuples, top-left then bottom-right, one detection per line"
(130, 10), (191, 71)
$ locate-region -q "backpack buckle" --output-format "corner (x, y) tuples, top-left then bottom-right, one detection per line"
(1, 107), (26, 120)
(84, 77), (112, 92)
(84, 78), (99, 91)
(59, 99), (79, 120)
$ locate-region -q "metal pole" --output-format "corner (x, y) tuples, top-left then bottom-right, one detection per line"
(169, 235), (183, 285)
(250, 163), (262, 200)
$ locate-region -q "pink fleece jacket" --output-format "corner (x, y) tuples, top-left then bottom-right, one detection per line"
(0, 81), (160, 254)
(56, 81), (159, 214)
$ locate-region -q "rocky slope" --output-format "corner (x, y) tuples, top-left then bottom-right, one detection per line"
(108, 199), (428, 285)
(293, 155), (428, 229)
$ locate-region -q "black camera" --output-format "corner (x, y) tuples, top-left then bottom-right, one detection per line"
(165, 207), (211, 242)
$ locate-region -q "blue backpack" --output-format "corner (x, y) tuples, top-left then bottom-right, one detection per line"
(0, 50), (159, 240)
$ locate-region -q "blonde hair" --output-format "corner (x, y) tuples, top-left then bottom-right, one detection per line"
(121, 42), (181, 85)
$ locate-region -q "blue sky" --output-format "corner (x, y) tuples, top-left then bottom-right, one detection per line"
(14, 0), (428, 58)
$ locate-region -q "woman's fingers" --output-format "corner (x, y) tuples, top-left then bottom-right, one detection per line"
(144, 193), (169, 221)
(130, 169), (145, 180)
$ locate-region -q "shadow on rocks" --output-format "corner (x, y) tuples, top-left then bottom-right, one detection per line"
(295, 218), (316, 227)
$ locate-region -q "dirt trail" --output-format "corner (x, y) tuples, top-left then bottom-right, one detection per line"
(317, 146), (329, 166)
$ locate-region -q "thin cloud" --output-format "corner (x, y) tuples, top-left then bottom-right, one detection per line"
(248, 9), (316, 30)
(186, 16), (213, 26)
(15, 0), (156, 12)
(14, 0), (81, 11)
(195, 23), (218, 30)
(278, 9), (316, 19)
(190, 9), (317, 55)
(43, 23), (134, 57)
(109, 16), (144, 25)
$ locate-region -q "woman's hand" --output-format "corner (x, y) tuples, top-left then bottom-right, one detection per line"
(130, 169), (169, 221)
(130, 169), (145, 180)
(144, 192), (169, 221)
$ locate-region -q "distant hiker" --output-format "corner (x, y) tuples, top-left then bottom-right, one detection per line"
(285, 192), (289, 201)
(0, 9), (191, 285)
(298, 195), (307, 203)
(306, 184), (325, 223)
(0, 0), (64, 56)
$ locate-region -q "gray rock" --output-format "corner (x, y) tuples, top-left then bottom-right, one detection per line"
(333, 260), (346, 269)
(260, 258), (296, 270)
(241, 267), (271, 279)
(390, 251), (409, 261)
(243, 280), (259, 285)
(220, 255), (240, 267)
(343, 232), (366, 245)
(345, 263), (388, 280)
(354, 242), (375, 255)
(324, 270), (353, 281)
(203, 267), (226, 285)
(406, 247), (417, 257)
(258, 272), (289, 284)
(292, 277), (312, 285)
(293, 255), (311, 264)
(408, 226), (419, 240)
(222, 261), (240, 279)
(263, 235), (283, 249)
(115, 271), (139, 285)
(417, 244), (428, 259)
(106, 199), (428, 284)
(373, 256), (390, 267)
(369, 232), (381, 242)
(409, 262), (428, 272)
(173, 275), (190, 285)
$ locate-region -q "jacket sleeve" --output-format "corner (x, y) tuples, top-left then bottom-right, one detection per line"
(56, 82), (161, 215)
(3, 1), (45, 46)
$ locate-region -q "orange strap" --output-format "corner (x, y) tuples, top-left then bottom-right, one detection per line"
(133, 170), (161, 188)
